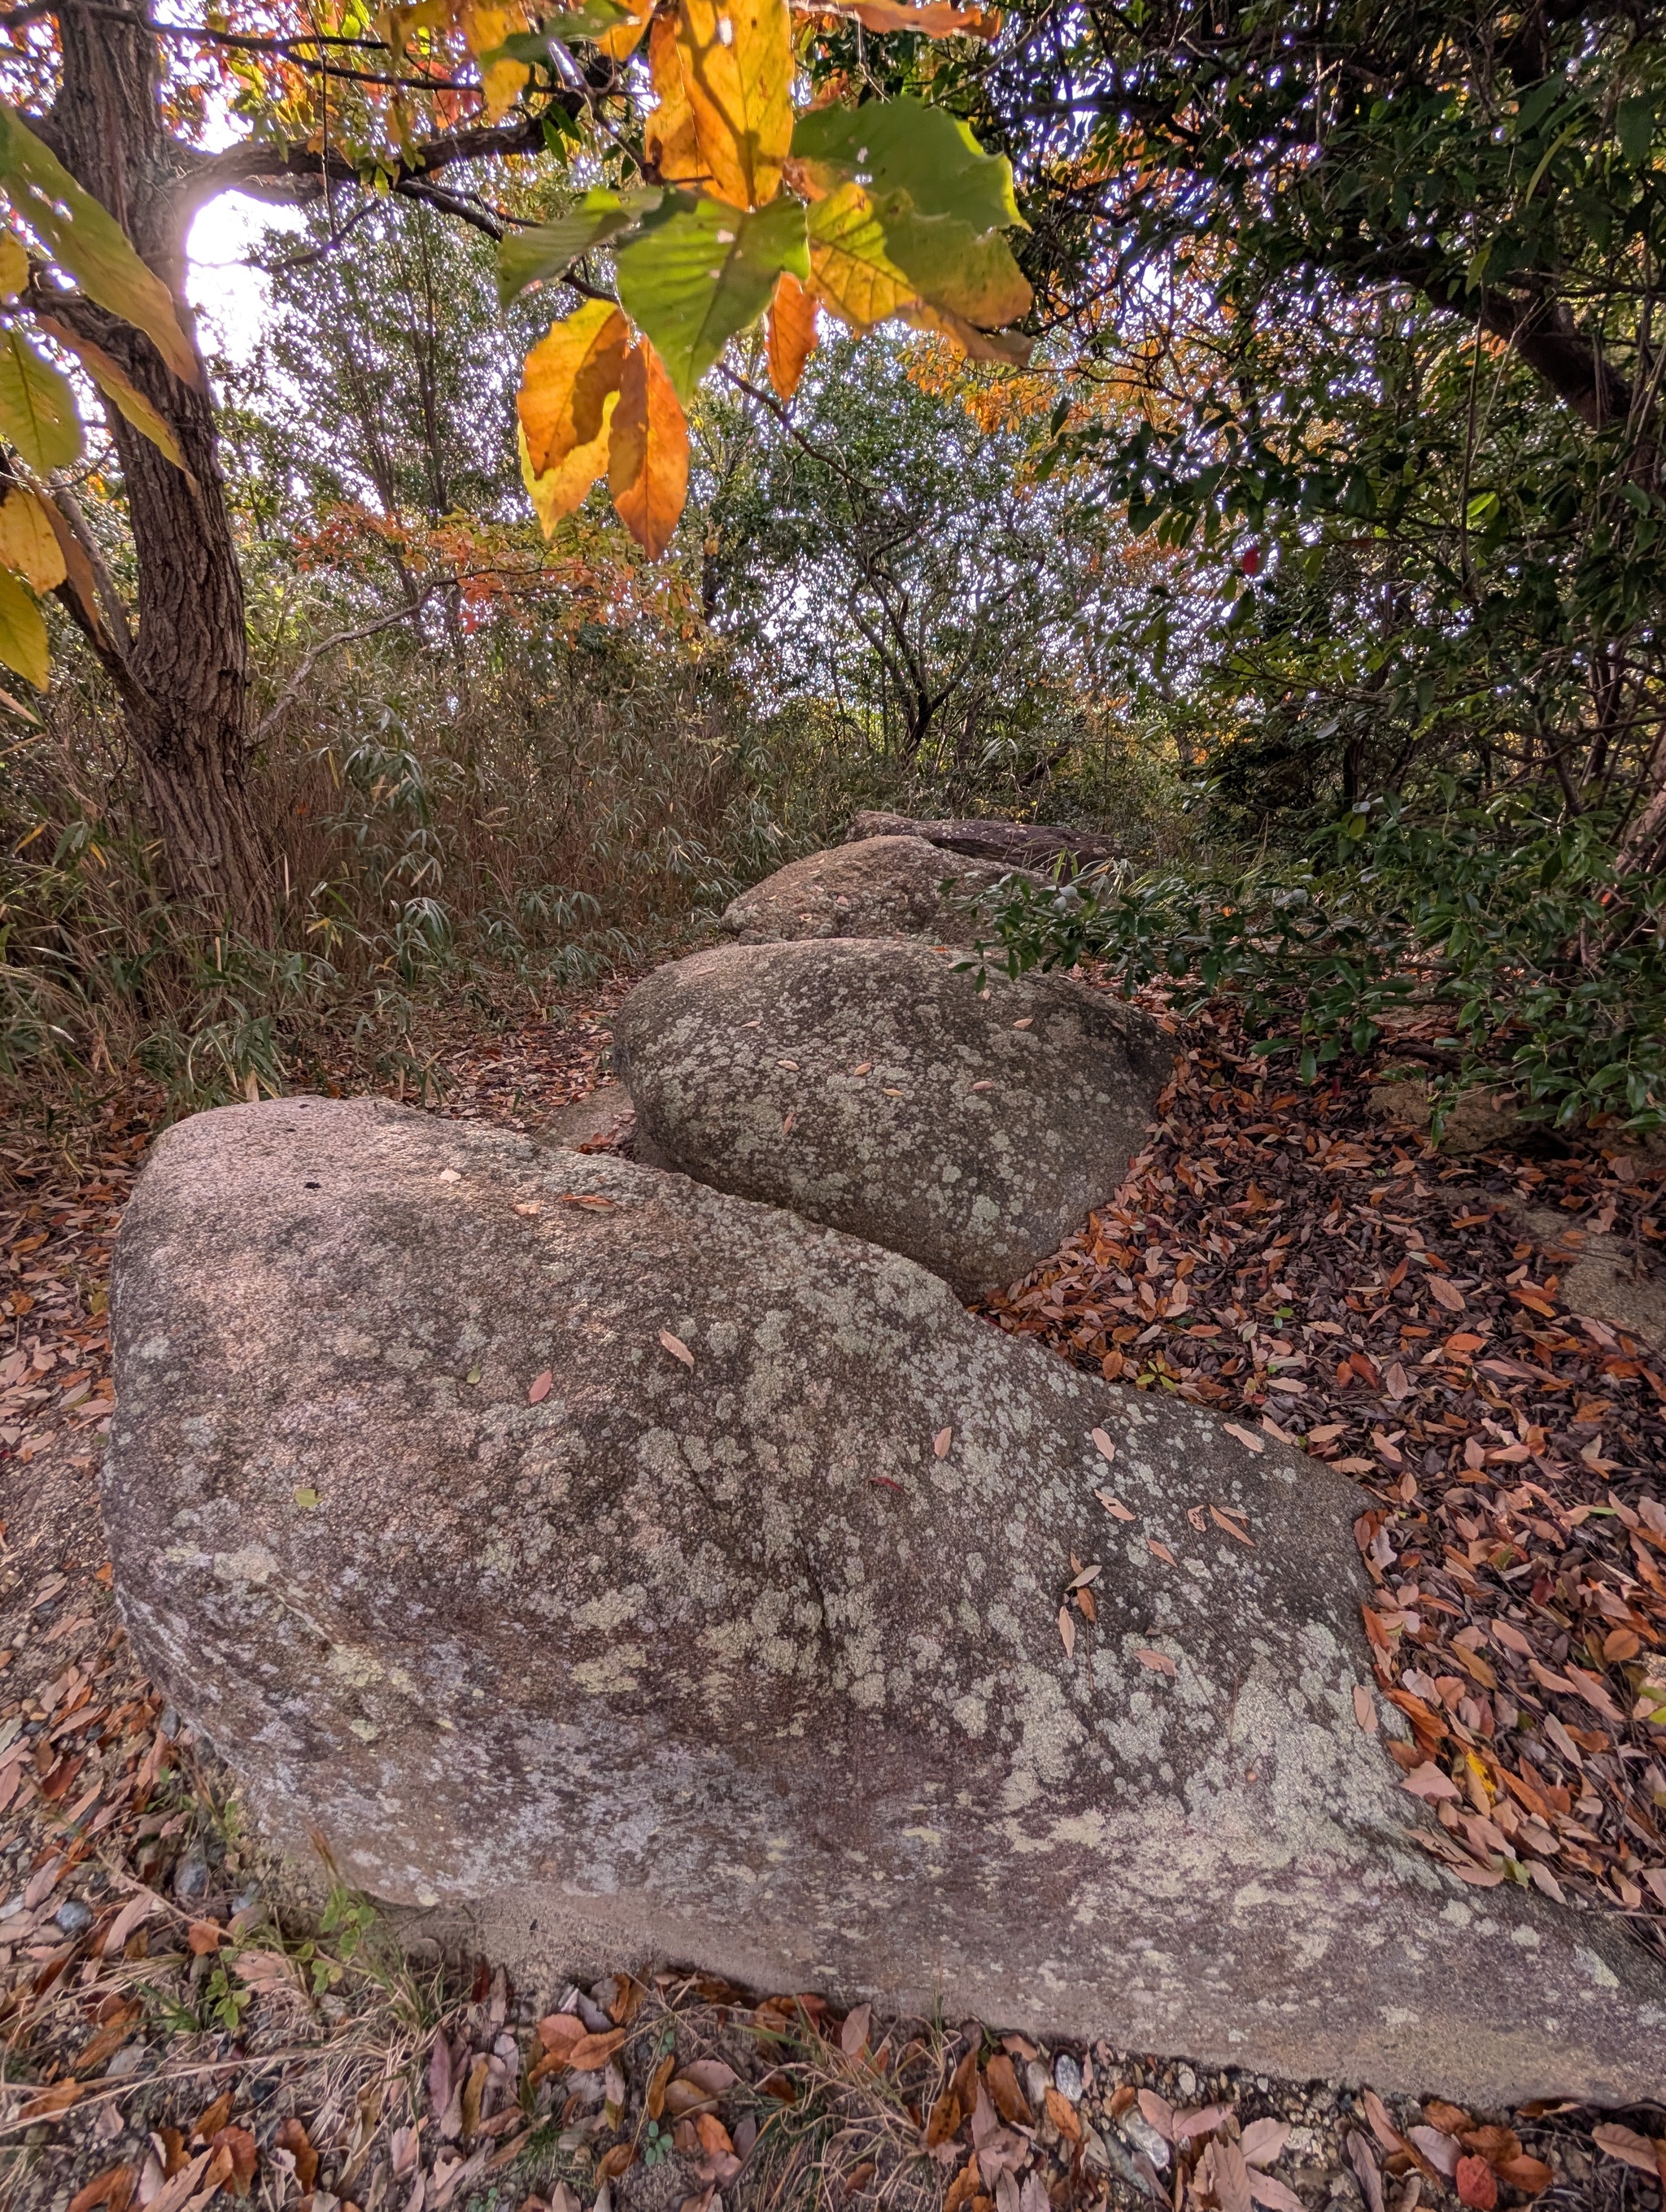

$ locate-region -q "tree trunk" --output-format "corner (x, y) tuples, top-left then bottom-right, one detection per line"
(50, 2), (269, 934)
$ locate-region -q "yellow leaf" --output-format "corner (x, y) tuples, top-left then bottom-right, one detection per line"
(458, 0), (530, 120)
(0, 488), (64, 590)
(675, 0), (792, 209)
(806, 181), (916, 329)
(766, 268), (818, 397)
(0, 231), (26, 298)
(518, 397), (617, 535)
(598, 0), (654, 58)
(644, 13), (708, 186)
(33, 314), (190, 474)
(609, 339), (689, 557)
(0, 564), (48, 689)
(517, 298), (630, 474)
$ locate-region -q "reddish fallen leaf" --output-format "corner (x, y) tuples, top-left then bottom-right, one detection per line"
(599, 2141), (636, 2180)
(1058, 1606), (1076, 1657)
(1147, 1539), (1178, 1565)
(1455, 2156), (1498, 2210)
(1096, 1489), (1136, 1521)
(527, 1369), (553, 1404)
(933, 1426), (953, 1458)
(1221, 1422), (1265, 1453)
(659, 1329), (695, 1369)
(186, 1919), (222, 1955)
(1090, 1426), (1117, 1461)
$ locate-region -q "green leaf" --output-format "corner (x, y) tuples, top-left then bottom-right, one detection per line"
(0, 328), (81, 472)
(0, 105), (197, 385)
(874, 202), (1031, 328)
(792, 97), (1023, 235)
(616, 193), (808, 403)
(1616, 95), (1655, 167)
(0, 564), (47, 690)
(497, 188), (662, 307)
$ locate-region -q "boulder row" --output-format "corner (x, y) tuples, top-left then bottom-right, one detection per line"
(613, 937), (1171, 1295)
(720, 835), (1036, 947)
(106, 1098), (1666, 2104)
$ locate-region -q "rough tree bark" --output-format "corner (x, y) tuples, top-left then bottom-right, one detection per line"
(50, 0), (271, 934)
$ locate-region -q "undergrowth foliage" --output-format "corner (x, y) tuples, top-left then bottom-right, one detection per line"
(983, 787), (1666, 1138)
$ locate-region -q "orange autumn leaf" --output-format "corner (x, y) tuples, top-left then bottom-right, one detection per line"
(840, 0), (1000, 33)
(517, 300), (630, 476)
(766, 269), (819, 398)
(644, 10), (707, 186)
(609, 340), (690, 557)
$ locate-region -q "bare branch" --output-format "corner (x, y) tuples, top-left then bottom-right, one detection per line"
(246, 592), (443, 752)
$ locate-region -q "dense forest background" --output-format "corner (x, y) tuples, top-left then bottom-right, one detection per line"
(1, 0), (1662, 1136)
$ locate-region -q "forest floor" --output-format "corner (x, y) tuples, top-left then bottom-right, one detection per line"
(1, 976), (1664, 2212)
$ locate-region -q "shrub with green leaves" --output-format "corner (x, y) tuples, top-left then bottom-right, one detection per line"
(979, 787), (1666, 1136)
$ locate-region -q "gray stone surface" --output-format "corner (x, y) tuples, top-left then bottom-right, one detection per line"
(844, 811), (1121, 871)
(720, 835), (1035, 947)
(107, 1098), (1666, 2104)
(613, 938), (1171, 1296)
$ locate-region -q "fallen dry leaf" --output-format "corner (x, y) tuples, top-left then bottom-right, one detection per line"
(1096, 1489), (1136, 1521)
(659, 1328), (696, 1369)
(1136, 1648), (1178, 1677)
(527, 1368), (553, 1404)
(1455, 2154), (1498, 2210)
(983, 2053), (1031, 2127)
(1091, 1426), (1117, 1461)
(1241, 2118), (1289, 2169)
(274, 2118), (318, 2193)
(1401, 1761), (1461, 1801)
(567, 2027), (628, 2072)
(19, 2079), (83, 2123)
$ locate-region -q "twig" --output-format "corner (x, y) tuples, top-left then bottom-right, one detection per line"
(246, 592), (442, 751)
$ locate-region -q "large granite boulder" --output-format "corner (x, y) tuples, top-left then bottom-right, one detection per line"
(613, 938), (1171, 1295)
(720, 835), (1036, 947)
(107, 1099), (1666, 2104)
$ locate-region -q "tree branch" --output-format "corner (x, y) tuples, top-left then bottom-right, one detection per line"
(246, 592), (443, 752)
